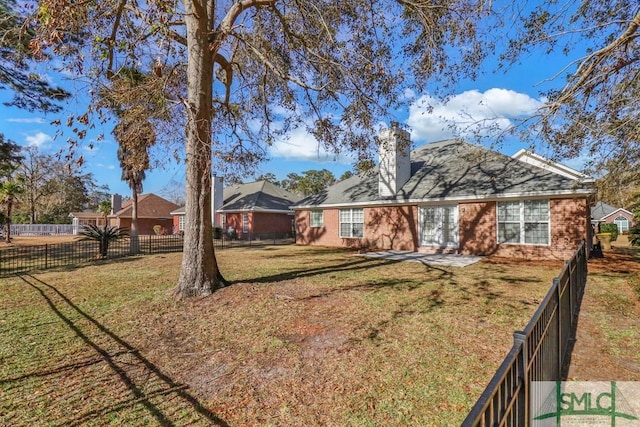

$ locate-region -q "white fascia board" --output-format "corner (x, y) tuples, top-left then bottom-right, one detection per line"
(601, 207), (634, 220)
(293, 188), (596, 210)
(512, 149), (594, 182)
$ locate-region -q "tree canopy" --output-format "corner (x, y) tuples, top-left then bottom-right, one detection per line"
(0, 0), (69, 112)
(502, 1), (639, 166)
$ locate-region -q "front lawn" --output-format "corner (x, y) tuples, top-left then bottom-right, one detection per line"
(0, 246), (561, 426)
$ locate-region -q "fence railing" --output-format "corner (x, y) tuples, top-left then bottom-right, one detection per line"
(8, 224), (76, 236)
(0, 233), (295, 277)
(462, 241), (587, 426)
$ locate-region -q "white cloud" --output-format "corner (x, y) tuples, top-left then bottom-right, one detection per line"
(268, 126), (353, 164)
(7, 118), (46, 124)
(95, 163), (116, 170)
(24, 131), (53, 148)
(407, 88), (544, 143)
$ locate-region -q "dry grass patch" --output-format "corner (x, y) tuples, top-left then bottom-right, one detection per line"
(1, 246), (562, 426)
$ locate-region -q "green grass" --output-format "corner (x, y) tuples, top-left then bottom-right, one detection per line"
(0, 246), (561, 426)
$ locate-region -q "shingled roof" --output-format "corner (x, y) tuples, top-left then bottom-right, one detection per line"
(170, 180), (301, 215)
(220, 180), (301, 212)
(110, 193), (179, 219)
(295, 139), (594, 208)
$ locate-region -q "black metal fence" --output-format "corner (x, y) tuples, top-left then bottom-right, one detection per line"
(0, 233), (294, 277)
(462, 241), (588, 426)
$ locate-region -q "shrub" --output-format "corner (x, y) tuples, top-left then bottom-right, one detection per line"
(599, 223), (619, 241)
(629, 225), (640, 247)
(153, 225), (162, 235)
(79, 224), (129, 258)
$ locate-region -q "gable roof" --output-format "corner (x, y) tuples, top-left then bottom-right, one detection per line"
(591, 201), (633, 221)
(220, 180), (301, 212)
(170, 180), (301, 215)
(110, 193), (179, 219)
(295, 139), (595, 208)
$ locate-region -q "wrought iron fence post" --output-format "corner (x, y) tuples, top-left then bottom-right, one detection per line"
(513, 331), (528, 425)
(554, 276), (562, 375)
(45, 244), (48, 270)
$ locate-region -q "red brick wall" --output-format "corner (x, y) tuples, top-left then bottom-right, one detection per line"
(251, 212), (294, 235)
(111, 217), (173, 235)
(296, 197), (590, 260)
(225, 212), (244, 235)
(365, 206), (418, 250)
(458, 201), (498, 255)
(296, 206), (417, 250)
(458, 198), (589, 260)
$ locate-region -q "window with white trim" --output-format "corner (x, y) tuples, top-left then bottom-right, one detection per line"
(178, 215), (185, 231)
(614, 216), (630, 233)
(498, 200), (549, 245)
(221, 213), (226, 229)
(242, 212), (249, 233)
(310, 210), (323, 228)
(339, 208), (364, 238)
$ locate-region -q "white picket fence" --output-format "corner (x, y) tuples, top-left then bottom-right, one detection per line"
(8, 224), (76, 236)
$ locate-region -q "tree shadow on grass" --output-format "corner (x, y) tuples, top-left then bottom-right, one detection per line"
(9, 274), (228, 426)
(230, 256), (403, 285)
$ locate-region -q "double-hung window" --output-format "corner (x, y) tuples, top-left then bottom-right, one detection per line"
(339, 208), (364, 238)
(178, 215), (185, 231)
(242, 212), (249, 233)
(310, 210), (323, 228)
(498, 200), (549, 245)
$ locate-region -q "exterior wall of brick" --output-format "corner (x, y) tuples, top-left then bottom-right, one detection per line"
(364, 206), (419, 250)
(296, 196), (590, 260)
(458, 201), (498, 256)
(295, 209), (356, 247)
(110, 217), (174, 235)
(224, 212), (245, 236)
(251, 212), (294, 235)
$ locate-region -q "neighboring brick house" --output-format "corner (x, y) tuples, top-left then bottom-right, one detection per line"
(171, 180), (300, 238)
(591, 201), (634, 233)
(108, 193), (178, 235)
(293, 125), (596, 260)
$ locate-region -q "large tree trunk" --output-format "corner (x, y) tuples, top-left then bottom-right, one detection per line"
(176, 0), (225, 297)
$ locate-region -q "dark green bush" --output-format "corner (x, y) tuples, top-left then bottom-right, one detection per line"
(629, 225), (640, 247)
(599, 223), (619, 241)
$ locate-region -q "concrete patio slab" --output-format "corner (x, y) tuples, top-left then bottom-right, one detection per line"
(357, 250), (483, 267)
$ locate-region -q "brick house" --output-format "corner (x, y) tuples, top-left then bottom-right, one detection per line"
(293, 125), (596, 260)
(171, 180), (300, 238)
(591, 201), (635, 233)
(108, 193), (179, 235)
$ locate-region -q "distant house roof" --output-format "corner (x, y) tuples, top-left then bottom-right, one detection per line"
(591, 201), (633, 221)
(294, 139), (594, 209)
(220, 181), (301, 213)
(69, 211), (104, 219)
(171, 180), (301, 215)
(110, 193), (179, 219)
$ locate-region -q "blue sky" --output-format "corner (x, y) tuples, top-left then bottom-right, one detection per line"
(0, 19), (584, 200)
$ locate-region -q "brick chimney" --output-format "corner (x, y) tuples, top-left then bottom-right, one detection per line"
(211, 175), (224, 226)
(378, 122), (411, 197)
(111, 194), (122, 214)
